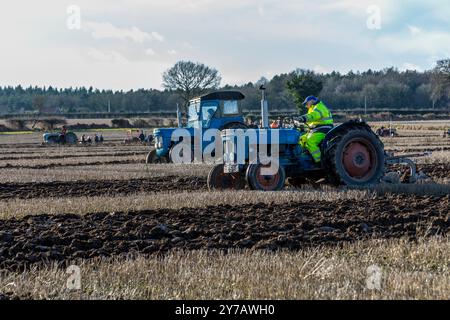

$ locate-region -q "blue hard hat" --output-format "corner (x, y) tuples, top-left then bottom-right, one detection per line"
(302, 96), (319, 105)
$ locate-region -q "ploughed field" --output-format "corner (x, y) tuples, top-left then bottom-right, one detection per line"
(0, 127), (449, 299)
(0, 195), (448, 271)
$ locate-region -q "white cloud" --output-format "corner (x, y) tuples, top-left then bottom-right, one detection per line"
(84, 48), (129, 64)
(408, 25), (422, 36)
(314, 65), (331, 74)
(168, 49), (177, 56)
(402, 62), (422, 72)
(83, 21), (164, 43)
(145, 48), (156, 56)
(377, 28), (450, 57)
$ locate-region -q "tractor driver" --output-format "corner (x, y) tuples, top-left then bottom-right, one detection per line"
(60, 125), (67, 144)
(297, 96), (334, 164)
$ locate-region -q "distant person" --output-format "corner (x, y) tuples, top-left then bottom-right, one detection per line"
(139, 130), (146, 142)
(270, 120), (278, 129)
(99, 134), (104, 143)
(60, 125), (67, 143)
(94, 134), (100, 143)
(87, 136), (92, 144)
(81, 134), (87, 144)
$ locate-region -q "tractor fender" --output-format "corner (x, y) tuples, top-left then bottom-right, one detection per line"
(220, 122), (248, 130)
(322, 120), (377, 149)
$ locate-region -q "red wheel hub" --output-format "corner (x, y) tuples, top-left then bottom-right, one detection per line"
(256, 166), (281, 190)
(342, 141), (375, 179)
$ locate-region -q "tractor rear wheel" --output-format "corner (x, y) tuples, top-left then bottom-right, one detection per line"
(207, 164), (246, 191)
(325, 127), (385, 186)
(246, 163), (286, 191)
(146, 150), (169, 164)
(287, 177), (307, 188)
(65, 132), (78, 144)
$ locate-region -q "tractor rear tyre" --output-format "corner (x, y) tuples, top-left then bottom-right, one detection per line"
(207, 164), (246, 191)
(146, 150), (169, 164)
(287, 177), (307, 188)
(65, 132), (78, 144)
(246, 163), (286, 191)
(325, 127), (385, 186)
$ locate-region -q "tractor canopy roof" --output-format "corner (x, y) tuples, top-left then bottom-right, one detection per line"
(193, 91), (245, 102)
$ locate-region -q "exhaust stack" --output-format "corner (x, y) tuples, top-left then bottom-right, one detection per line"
(260, 85), (269, 128)
(176, 103), (182, 128)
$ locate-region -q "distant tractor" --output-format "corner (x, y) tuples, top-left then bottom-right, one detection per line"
(124, 129), (148, 145)
(43, 132), (78, 145)
(376, 127), (398, 137)
(146, 91), (248, 163)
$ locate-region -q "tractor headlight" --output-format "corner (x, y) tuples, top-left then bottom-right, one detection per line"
(224, 140), (235, 164)
(155, 136), (163, 149)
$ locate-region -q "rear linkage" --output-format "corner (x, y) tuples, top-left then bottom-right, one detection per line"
(383, 151), (432, 184)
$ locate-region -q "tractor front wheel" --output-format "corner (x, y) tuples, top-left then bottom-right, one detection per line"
(207, 164), (246, 191)
(246, 163), (286, 191)
(146, 150), (169, 164)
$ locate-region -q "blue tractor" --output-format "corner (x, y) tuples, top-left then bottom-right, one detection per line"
(146, 91), (248, 163)
(207, 120), (387, 191)
(207, 119), (430, 191)
(43, 132), (78, 145)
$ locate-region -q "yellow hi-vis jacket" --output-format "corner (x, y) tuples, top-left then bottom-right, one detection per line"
(305, 101), (333, 128)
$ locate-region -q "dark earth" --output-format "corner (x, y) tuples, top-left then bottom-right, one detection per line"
(0, 176), (207, 200)
(0, 195), (448, 271)
(0, 163), (448, 200)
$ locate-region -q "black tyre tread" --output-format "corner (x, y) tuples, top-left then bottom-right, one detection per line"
(325, 126), (384, 186)
(65, 132), (78, 144)
(207, 164), (246, 191)
(246, 163), (286, 191)
(207, 164), (223, 190)
(146, 150), (169, 164)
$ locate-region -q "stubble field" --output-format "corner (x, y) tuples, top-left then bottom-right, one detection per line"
(0, 124), (449, 300)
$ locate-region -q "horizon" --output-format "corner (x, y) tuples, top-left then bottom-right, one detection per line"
(0, 65), (435, 93)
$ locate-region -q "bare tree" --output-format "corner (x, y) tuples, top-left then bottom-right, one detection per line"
(162, 61), (222, 109)
(431, 59), (450, 105)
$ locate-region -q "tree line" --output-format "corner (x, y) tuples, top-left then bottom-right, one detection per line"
(1, 60), (449, 115)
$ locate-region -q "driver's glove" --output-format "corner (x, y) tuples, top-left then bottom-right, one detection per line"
(293, 120), (303, 127)
(298, 115), (308, 123)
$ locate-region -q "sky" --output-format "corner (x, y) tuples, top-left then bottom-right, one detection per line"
(1, 0), (450, 90)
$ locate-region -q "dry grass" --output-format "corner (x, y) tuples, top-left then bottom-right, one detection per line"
(0, 155), (146, 168)
(0, 238), (448, 300)
(2, 182), (450, 220)
(0, 164), (213, 183)
(370, 120), (450, 131)
(0, 189), (370, 220)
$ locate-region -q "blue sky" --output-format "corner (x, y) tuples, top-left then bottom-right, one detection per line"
(1, 0), (449, 90)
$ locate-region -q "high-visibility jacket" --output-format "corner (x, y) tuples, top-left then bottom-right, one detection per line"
(304, 101), (333, 128)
